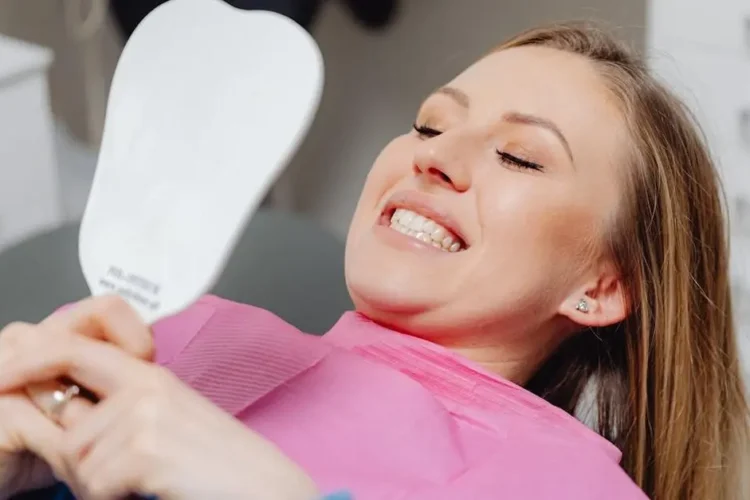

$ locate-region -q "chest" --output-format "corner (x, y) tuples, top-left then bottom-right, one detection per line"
(233, 353), (503, 494)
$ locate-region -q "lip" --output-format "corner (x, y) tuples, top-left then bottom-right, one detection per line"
(379, 190), (469, 246)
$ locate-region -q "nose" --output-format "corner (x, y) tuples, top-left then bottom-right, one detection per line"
(412, 134), (472, 192)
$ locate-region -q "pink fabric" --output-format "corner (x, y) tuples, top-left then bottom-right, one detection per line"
(150, 295), (647, 499)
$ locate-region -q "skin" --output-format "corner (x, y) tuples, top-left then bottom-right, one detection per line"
(0, 46), (631, 498)
(346, 46), (629, 383)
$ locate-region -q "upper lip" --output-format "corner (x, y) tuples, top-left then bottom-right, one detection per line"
(382, 191), (468, 246)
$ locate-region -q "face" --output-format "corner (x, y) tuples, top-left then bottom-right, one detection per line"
(345, 46), (629, 349)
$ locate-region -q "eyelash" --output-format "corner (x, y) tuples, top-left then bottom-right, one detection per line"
(412, 123), (544, 172)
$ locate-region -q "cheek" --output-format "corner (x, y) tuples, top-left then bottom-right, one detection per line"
(366, 135), (414, 190)
(351, 136), (413, 224)
(481, 182), (599, 268)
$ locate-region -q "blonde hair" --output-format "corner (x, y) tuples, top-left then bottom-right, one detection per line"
(500, 23), (750, 499)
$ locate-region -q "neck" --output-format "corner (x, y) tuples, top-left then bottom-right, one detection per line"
(437, 326), (564, 386)
(351, 309), (565, 386)
(446, 344), (543, 386)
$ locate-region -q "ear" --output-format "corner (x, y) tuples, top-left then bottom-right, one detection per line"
(558, 265), (629, 328)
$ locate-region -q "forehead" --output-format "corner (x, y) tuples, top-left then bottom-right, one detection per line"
(447, 46), (627, 169)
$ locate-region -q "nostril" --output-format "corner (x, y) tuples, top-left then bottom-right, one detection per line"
(428, 167), (452, 185)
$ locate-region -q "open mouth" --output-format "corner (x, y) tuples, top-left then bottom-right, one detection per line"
(381, 207), (467, 252)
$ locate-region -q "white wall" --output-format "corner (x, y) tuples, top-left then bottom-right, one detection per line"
(275, 0), (647, 239)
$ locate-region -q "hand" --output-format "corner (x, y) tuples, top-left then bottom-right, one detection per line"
(0, 296), (154, 497)
(0, 297), (319, 500)
(0, 390), (63, 498)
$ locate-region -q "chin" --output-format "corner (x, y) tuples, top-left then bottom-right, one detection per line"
(343, 207), (472, 332)
(347, 267), (435, 317)
(349, 289), (465, 342)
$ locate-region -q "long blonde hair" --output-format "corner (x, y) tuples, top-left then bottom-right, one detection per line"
(500, 23), (750, 499)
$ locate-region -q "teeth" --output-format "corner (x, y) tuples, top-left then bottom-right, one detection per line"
(400, 209), (414, 225)
(388, 208), (464, 252)
(431, 226), (446, 241)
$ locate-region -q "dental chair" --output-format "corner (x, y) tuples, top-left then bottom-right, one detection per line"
(0, 209), (352, 335)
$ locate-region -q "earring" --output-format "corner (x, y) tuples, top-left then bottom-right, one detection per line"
(575, 298), (590, 313)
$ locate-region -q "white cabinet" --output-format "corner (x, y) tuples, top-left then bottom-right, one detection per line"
(0, 35), (62, 252)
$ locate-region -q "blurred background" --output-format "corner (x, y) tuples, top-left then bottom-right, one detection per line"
(0, 0), (747, 348)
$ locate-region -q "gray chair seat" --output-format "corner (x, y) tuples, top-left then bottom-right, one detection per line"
(0, 210), (352, 334)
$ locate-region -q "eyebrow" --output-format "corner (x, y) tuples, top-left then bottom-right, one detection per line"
(436, 86), (470, 108)
(502, 111), (575, 163)
(434, 86), (575, 163)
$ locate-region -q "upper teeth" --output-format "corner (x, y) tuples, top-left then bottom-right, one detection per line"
(389, 208), (464, 252)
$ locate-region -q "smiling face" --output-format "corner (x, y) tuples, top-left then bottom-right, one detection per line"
(345, 46), (630, 364)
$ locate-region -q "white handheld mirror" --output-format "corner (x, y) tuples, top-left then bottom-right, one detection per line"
(78, 0), (324, 324)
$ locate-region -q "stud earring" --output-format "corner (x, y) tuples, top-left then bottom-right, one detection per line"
(575, 298), (590, 313)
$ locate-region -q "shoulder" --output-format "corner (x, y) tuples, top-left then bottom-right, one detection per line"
(519, 444), (646, 499)
(430, 442), (646, 500)
(392, 441), (646, 500)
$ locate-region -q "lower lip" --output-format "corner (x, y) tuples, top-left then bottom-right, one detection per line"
(374, 217), (451, 254)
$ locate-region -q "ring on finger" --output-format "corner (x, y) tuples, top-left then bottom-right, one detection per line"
(26, 381), (82, 423)
(49, 383), (81, 421)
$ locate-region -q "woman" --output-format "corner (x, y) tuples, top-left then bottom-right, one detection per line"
(0, 22), (748, 500)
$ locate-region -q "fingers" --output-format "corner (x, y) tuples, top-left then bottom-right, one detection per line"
(62, 389), (136, 463)
(0, 296), (152, 432)
(42, 295), (154, 361)
(74, 410), (141, 497)
(0, 327), (152, 397)
(80, 445), (148, 500)
(64, 393), (156, 500)
(0, 321), (32, 352)
(24, 381), (95, 429)
(0, 324), (95, 428)
(1, 393), (68, 479)
(0, 296), (155, 494)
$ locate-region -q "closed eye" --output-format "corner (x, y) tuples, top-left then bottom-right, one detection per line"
(414, 123), (544, 171)
(413, 123), (442, 139)
(497, 150), (544, 172)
